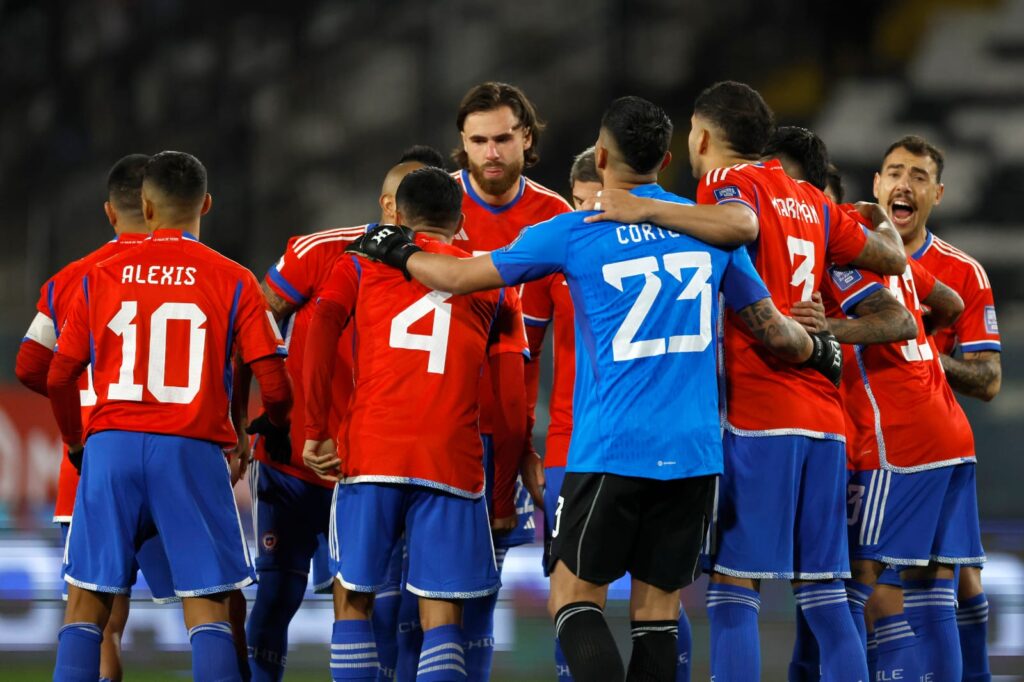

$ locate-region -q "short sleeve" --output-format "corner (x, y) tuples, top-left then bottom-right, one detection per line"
(520, 276), (555, 330)
(824, 264), (885, 315)
(265, 237), (315, 305)
(825, 201), (869, 266)
(488, 286), (529, 358)
(235, 273), (288, 364)
(54, 278), (92, 364)
(721, 246), (771, 311)
(908, 259), (936, 302)
(953, 263), (1000, 353)
(696, 167), (760, 214)
(489, 215), (569, 287)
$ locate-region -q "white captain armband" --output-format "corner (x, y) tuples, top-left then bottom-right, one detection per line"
(24, 312), (57, 349)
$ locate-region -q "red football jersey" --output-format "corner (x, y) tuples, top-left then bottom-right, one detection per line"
(823, 258), (975, 471)
(314, 234), (523, 497)
(698, 160), (868, 437)
(27, 234), (147, 521)
(521, 273), (574, 468)
(260, 225), (366, 487)
(913, 231), (1000, 356)
(451, 170), (571, 432)
(55, 230), (286, 447)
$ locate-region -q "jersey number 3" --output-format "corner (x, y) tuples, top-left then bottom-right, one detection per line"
(106, 301), (207, 404)
(603, 252), (712, 362)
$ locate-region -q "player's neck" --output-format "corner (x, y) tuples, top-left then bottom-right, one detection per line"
(602, 170), (657, 191)
(903, 226), (929, 255)
(467, 171), (522, 207)
(702, 151), (752, 176)
(146, 216), (201, 239)
(114, 224), (149, 236)
(414, 229), (452, 244)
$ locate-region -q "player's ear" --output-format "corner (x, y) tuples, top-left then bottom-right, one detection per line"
(523, 128), (533, 151)
(934, 182), (944, 206)
(595, 144), (608, 171)
(456, 212), (465, 232)
(142, 195), (155, 222)
(659, 151), (672, 172)
(104, 201), (117, 228)
(699, 128), (711, 155)
(200, 193), (212, 216)
(380, 193), (394, 221)
(872, 172), (881, 201)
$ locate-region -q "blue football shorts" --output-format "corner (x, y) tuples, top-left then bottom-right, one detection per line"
(64, 430), (255, 597)
(707, 432), (851, 580)
(59, 522), (177, 603)
(249, 460), (334, 593)
(329, 482), (500, 599)
(542, 465), (567, 577)
(847, 463), (985, 567)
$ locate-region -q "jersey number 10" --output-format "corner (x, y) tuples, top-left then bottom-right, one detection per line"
(102, 301), (207, 404)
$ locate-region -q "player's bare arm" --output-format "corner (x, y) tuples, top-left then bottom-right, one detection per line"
(848, 202), (907, 275)
(582, 189), (758, 246)
(261, 280), (297, 322)
(921, 279), (964, 333)
(823, 289), (917, 344)
(940, 351), (1001, 402)
(736, 298), (812, 364)
(407, 252), (506, 294)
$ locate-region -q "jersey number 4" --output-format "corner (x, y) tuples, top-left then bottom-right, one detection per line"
(105, 301), (207, 404)
(602, 252), (712, 362)
(390, 291), (454, 374)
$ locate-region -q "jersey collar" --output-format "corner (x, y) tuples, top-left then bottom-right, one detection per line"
(149, 229), (199, 242)
(116, 232), (149, 243)
(628, 182), (663, 198)
(461, 169), (526, 215)
(911, 230), (933, 260)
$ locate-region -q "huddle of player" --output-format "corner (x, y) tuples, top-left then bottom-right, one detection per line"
(15, 78), (999, 682)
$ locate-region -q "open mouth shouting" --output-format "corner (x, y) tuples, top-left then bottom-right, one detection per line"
(889, 196), (917, 228)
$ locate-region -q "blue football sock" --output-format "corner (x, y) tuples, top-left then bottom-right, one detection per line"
(788, 605), (820, 682)
(844, 579), (873, 652)
(873, 614), (921, 681)
(554, 638), (573, 679)
(372, 589), (401, 681)
(395, 590), (423, 681)
(706, 584), (761, 681)
(190, 621), (242, 682)
(866, 632), (878, 677)
(794, 582), (868, 682)
(957, 593), (991, 682)
(417, 624), (466, 682)
(246, 570), (308, 682)
(904, 579), (962, 681)
(54, 622), (103, 682)
(331, 619), (379, 682)
(460, 591), (496, 682)
(675, 607), (692, 682)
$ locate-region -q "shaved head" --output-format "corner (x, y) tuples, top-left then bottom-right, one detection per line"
(381, 161), (428, 197)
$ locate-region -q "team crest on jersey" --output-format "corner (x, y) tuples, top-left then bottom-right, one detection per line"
(713, 186), (741, 202)
(261, 532), (278, 552)
(985, 305), (999, 333)
(829, 265), (862, 291)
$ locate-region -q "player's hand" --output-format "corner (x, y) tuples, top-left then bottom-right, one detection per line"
(67, 444), (84, 474)
(346, 225), (421, 279)
(303, 439), (340, 483)
(853, 201), (887, 225)
(790, 292), (828, 334)
(227, 432), (252, 486)
(491, 515), (517, 533)
(581, 189), (652, 224)
(803, 330), (843, 387)
(520, 448), (546, 511)
(246, 412), (291, 464)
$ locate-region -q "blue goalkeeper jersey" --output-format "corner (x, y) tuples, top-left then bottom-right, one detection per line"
(490, 183), (769, 480)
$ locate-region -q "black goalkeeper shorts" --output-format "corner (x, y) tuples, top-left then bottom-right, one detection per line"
(547, 472), (715, 592)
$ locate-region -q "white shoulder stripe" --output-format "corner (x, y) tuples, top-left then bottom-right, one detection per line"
(524, 178), (573, 209)
(295, 232), (363, 259)
(293, 225), (367, 251)
(931, 239), (989, 288)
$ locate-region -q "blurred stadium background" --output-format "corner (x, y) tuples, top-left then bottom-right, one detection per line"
(1, 0), (1022, 678)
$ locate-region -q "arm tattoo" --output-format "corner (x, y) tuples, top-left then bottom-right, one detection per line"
(262, 280), (296, 322)
(828, 289), (916, 345)
(851, 229), (905, 275)
(940, 351), (1001, 401)
(922, 280), (963, 333)
(737, 298), (807, 363)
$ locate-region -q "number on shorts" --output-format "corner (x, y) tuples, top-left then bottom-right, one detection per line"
(847, 484), (866, 526)
(552, 496), (565, 538)
(389, 291), (453, 374)
(107, 301), (207, 404)
(602, 252), (712, 362)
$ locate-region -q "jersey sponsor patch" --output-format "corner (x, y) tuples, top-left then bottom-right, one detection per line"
(829, 265), (863, 291)
(713, 186), (741, 202)
(985, 305), (999, 333)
